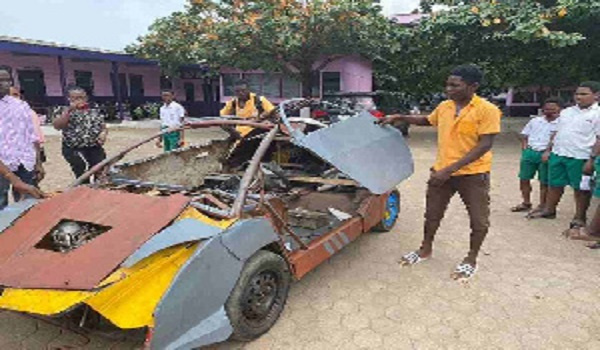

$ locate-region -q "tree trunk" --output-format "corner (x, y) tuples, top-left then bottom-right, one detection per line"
(300, 69), (314, 98)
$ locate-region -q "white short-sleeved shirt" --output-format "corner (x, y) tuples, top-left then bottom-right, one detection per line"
(553, 103), (600, 160)
(521, 116), (559, 151)
(160, 101), (186, 127)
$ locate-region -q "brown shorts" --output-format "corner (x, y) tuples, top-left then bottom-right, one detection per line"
(424, 173), (491, 237)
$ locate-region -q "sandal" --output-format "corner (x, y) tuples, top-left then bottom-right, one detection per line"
(511, 203), (532, 212)
(528, 206), (544, 214)
(451, 262), (477, 280)
(526, 210), (556, 219)
(399, 251), (429, 266)
(569, 219), (586, 229)
(587, 242), (600, 249)
(567, 227), (600, 241)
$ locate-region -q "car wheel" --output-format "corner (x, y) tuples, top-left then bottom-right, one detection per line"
(226, 250), (291, 341)
(373, 190), (400, 232)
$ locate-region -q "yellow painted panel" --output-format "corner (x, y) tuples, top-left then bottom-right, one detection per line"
(85, 243), (199, 329)
(176, 206), (236, 229)
(0, 209), (223, 324)
(0, 288), (92, 315)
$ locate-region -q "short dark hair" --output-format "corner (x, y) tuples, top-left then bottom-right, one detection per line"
(234, 79), (249, 87)
(67, 85), (87, 95)
(450, 64), (484, 85)
(543, 97), (562, 107)
(579, 81), (600, 94)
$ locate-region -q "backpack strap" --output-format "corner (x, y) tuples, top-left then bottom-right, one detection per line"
(255, 95), (264, 115)
(231, 95), (264, 115)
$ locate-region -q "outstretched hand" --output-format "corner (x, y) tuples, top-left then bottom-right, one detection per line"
(12, 179), (46, 200)
(376, 114), (402, 126)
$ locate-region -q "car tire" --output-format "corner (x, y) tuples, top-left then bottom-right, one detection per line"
(226, 250), (291, 341)
(373, 190), (401, 232)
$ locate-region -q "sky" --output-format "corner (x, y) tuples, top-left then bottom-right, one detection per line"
(0, 0), (420, 51)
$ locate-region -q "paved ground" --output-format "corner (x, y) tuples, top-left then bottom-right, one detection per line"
(1, 120), (599, 349)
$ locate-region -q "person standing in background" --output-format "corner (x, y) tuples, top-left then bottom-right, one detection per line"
(157, 89), (186, 152)
(53, 86), (108, 181)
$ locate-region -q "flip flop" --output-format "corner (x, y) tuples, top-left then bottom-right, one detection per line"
(451, 262), (477, 280)
(567, 227), (600, 241)
(526, 210), (556, 219)
(511, 203), (532, 212)
(399, 251), (429, 266)
(587, 242), (600, 249)
(569, 219), (586, 229)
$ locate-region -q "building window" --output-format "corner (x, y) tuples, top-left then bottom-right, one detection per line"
(184, 82), (195, 102)
(223, 73), (241, 96)
(75, 71), (94, 96)
(129, 74), (144, 97)
(160, 76), (173, 90)
(282, 75), (301, 98)
(262, 73), (281, 98)
(322, 72), (341, 94)
(221, 72), (306, 98)
(243, 73), (263, 94)
(18, 69), (46, 104)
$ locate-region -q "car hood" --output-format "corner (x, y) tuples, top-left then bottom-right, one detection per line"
(0, 187), (189, 290)
(292, 111), (414, 194)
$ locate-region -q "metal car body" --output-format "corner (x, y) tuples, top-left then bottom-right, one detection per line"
(0, 101), (413, 349)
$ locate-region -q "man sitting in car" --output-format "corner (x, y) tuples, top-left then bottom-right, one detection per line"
(220, 79), (277, 138)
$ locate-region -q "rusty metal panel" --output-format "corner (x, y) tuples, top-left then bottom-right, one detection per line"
(357, 192), (388, 232)
(0, 187), (189, 290)
(289, 217), (364, 279)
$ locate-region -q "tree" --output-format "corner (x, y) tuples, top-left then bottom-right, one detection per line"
(128, 0), (396, 97)
(376, 0), (600, 107)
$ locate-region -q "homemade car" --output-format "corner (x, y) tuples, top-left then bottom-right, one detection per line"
(0, 100), (413, 349)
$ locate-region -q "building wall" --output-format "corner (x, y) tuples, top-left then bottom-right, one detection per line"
(120, 63), (162, 98)
(219, 55), (373, 103)
(0, 51), (63, 96)
(0, 51), (164, 99)
(64, 59), (113, 96)
(171, 78), (206, 102)
(321, 55), (373, 94)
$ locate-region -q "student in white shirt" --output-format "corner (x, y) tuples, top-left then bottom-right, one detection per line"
(157, 89), (186, 152)
(511, 98), (561, 215)
(530, 81), (600, 230)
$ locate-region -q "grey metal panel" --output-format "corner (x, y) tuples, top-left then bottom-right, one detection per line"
(121, 219), (222, 268)
(161, 307), (233, 350)
(152, 236), (243, 350)
(0, 199), (38, 234)
(220, 218), (279, 261)
(295, 111), (414, 194)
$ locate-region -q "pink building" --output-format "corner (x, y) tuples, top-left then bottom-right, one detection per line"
(1, 36), (374, 116)
(0, 36), (219, 116)
(220, 55), (373, 103)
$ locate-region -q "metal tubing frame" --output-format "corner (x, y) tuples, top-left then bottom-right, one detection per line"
(69, 119), (274, 188)
(230, 126), (279, 217)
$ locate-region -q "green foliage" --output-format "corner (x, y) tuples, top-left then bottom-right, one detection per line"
(377, 0), (600, 102)
(128, 0), (395, 97)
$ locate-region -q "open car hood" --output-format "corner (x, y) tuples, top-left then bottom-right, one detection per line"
(293, 111), (414, 194)
(0, 187), (189, 290)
